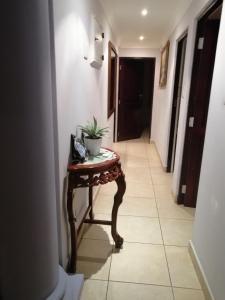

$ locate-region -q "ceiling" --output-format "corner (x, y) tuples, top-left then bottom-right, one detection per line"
(99, 0), (193, 48)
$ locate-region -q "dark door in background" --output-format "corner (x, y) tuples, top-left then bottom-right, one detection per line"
(167, 34), (187, 172)
(118, 58), (155, 141)
(178, 0), (222, 207)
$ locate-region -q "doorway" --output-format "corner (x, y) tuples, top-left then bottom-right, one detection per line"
(167, 34), (188, 173)
(117, 58), (155, 141)
(178, 0), (222, 207)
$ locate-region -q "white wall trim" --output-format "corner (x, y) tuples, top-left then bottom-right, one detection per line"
(189, 240), (215, 300)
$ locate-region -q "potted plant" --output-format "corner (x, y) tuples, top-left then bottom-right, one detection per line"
(80, 116), (109, 156)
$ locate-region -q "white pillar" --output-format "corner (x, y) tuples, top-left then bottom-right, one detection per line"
(0, 1), (83, 299)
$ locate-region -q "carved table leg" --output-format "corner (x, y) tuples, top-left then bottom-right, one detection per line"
(66, 175), (77, 274)
(89, 185), (94, 220)
(112, 165), (126, 248)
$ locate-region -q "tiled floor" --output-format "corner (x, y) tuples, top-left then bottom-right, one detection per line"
(78, 135), (205, 300)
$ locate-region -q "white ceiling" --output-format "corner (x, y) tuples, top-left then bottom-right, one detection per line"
(99, 0), (193, 48)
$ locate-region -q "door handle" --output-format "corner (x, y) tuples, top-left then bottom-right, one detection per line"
(188, 116), (194, 128)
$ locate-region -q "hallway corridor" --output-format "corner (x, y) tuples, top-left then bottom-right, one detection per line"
(77, 136), (205, 300)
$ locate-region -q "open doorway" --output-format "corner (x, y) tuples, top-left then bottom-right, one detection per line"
(178, 0), (223, 207)
(167, 33), (187, 173)
(117, 57), (155, 141)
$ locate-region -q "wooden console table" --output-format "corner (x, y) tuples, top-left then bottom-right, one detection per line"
(67, 148), (126, 274)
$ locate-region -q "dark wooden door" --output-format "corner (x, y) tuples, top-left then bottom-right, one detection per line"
(167, 34), (187, 172)
(178, 1), (222, 207)
(118, 58), (155, 141)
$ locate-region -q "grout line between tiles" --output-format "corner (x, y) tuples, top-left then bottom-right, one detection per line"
(82, 237), (193, 248)
(118, 215), (159, 219)
(81, 278), (203, 291)
(98, 193), (156, 199)
(92, 212), (159, 218)
(93, 213), (159, 219)
(108, 279), (202, 291)
(150, 167), (175, 300)
(82, 237), (163, 245)
(105, 251), (113, 300)
(108, 279), (172, 288)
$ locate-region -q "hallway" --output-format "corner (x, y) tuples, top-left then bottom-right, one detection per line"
(78, 136), (204, 300)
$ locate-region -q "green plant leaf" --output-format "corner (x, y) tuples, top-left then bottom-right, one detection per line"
(93, 116), (97, 132)
(79, 117), (109, 138)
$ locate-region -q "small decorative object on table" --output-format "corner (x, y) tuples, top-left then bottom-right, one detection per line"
(71, 134), (87, 164)
(79, 116), (108, 156)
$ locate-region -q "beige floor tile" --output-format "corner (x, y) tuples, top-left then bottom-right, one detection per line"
(157, 199), (195, 220)
(118, 215), (163, 244)
(129, 143), (146, 149)
(165, 246), (201, 289)
(77, 239), (113, 280)
(150, 167), (167, 175)
(80, 280), (108, 300)
(126, 137), (146, 144)
(125, 166), (152, 184)
(107, 281), (173, 300)
(83, 214), (113, 242)
(83, 213), (162, 244)
(152, 175), (172, 185)
(127, 140), (147, 147)
(151, 168), (172, 185)
(83, 223), (112, 242)
(126, 146), (147, 159)
(173, 288), (205, 300)
(147, 150), (162, 167)
(118, 155), (126, 168)
(146, 144), (160, 154)
(94, 194), (114, 214)
(126, 157), (149, 168)
(126, 181), (155, 198)
(153, 185), (174, 200)
(148, 159), (162, 168)
(120, 196), (158, 217)
(113, 142), (127, 155)
(110, 243), (170, 286)
(146, 142), (157, 150)
(160, 219), (193, 246)
(147, 150), (160, 160)
(99, 182), (118, 196)
(94, 195), (158, 217)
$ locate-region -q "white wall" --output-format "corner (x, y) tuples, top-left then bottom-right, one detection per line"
(118, 48), (161, 143)
(154, 0), (213, 195)
(161, 1), (225, 298)
(192, 4), (225, 299)
(53, 0), (117, 266)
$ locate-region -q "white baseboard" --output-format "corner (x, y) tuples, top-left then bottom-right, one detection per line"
(189, 241), (215, 300)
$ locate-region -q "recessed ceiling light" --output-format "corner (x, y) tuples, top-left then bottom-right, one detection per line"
(141, 9), (148, 16)
(139, 36), (144, 41)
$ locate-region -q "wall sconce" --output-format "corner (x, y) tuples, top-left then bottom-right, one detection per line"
(89, 16), (104, 68)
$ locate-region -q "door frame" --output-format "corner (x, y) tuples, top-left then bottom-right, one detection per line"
(167, 32), (188, 173)
(107, 41), (118, 142)
(117, 57), (156, 141)
(177, 0), (222, 206)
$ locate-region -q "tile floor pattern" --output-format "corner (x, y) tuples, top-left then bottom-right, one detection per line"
(78, 135), (205, 300)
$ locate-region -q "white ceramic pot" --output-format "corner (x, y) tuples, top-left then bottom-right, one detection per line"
(84, 137), (102, 156)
